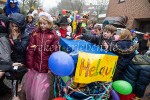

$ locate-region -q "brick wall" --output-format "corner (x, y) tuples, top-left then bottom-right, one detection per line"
(106, 0), (150, 28)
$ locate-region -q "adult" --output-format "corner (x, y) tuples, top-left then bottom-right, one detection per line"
(3, 0), (20, 16)
(138, 33), (150, 55)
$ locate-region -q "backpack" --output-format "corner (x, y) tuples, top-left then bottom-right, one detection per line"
(132, 54), (150, 65)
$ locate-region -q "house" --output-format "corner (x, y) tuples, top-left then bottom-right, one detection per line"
(82, 0), (109, 21)
(106, 0), (150, 33)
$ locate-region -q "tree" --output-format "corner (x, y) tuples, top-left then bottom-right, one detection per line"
(50, 0), (85, 16)
(49, 7), (59, 16)
(19, 0), (41, 14)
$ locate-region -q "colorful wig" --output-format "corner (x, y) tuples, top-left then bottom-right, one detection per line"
(5, 0), (19, 16)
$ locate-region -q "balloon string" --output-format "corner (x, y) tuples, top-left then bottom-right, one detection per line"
(54, 76), (57, 97)
(97, 83), (112, 100)
(68, 86), (88, 96)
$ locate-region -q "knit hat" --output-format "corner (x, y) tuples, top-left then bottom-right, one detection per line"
(27, 13), (34, 18)
(39, 12), (53, 22)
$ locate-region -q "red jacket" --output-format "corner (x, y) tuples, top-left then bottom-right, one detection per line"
(26, 29), (59, 73)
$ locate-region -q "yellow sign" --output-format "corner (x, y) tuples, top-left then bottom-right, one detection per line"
(74, 52), (118, 84)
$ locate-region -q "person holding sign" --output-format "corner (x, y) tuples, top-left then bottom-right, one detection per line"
(76, 25), (116, 49)
(107, 29), (138, 80)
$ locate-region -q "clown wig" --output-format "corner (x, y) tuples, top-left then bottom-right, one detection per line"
(5, 0), (19, 16)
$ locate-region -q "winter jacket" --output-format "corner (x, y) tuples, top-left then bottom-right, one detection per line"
(10, 31), (29, 64)
(82, 27), (92, 34)
(0, 14), (12, 71)
(122, 55), (150, 98)
(26, 29), (59, 73)
(25, 20), (36, 35)
(112, 40), (137, 80)
(0, 35), (12, 71)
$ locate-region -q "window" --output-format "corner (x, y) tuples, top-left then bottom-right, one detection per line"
(118, 0), (125, 3)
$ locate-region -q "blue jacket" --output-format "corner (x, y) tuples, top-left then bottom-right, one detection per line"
(112, 40), (137, 80)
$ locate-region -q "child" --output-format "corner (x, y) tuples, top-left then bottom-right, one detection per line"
(56, 16), (72, 38)
(25, 12), (59, 100)
(91, 24), (102, 35)
(8, 13), (28, 99)
(111, 29), (138, 80)
(9, 13), (29, 64)
(25, 13), (36, 35)
(78, 24), (116, 48)
(82, 20), (93, 34)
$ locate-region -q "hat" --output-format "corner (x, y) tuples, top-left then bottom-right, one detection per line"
(31, 6), (34, 10)
(27, 13), (34, 18)
(9, 13), (25, 28)
(39, 12), (53, 22)
(58, 16), (70, 25)
(103, 20), (109, 24)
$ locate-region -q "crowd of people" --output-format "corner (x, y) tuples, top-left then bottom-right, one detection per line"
(0, 0), (150, 100)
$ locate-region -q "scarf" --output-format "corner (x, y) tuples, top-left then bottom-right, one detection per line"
(59, 28), (67, 38)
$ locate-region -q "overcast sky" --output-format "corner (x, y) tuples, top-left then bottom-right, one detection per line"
(42, 0), (61, 11)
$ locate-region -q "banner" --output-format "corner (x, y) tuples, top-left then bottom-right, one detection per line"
(74, 52), (118, 84)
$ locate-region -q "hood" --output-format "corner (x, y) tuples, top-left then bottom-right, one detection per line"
(9, 13), (26, 29)
(114, 40), (138, 54)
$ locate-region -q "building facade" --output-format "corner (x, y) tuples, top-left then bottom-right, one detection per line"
(106, 0), (150, 33)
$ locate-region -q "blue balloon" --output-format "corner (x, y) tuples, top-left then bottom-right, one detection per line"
(48, 51), (75, 76)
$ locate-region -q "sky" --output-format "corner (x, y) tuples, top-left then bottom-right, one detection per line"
(42, 0), (109, 11)
(18, 0), (109, 12)
(42, 0), (61, 11)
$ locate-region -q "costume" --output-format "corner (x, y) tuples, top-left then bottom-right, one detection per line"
(24, 12), (59, 100)
(3, 0), (20, 16)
